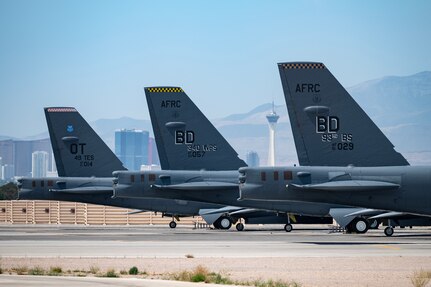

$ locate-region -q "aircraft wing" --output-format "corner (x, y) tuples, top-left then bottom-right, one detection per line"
(50, 186), (113, 195)
(290, 180), (399, 192)
(152, 181), (238, 191)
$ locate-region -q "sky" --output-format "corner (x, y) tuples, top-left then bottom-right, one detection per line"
(1, 0), (430, 138)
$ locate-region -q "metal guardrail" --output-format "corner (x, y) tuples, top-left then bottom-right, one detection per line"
(0, 200), (205, 226)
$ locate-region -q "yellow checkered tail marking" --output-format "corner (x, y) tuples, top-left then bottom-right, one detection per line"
(147, 87), (184, 93)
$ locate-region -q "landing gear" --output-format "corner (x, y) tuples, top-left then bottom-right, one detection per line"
(384, 226), (394, 237)
(213, 216), (232, 230)
(213, 220), (221, 229)
(284, 223), (293, 232)
(219, 216), (232, 230)
(169, 221), (177, 229)
(348, 218), (369, 234)
(236, 223), (244, 231)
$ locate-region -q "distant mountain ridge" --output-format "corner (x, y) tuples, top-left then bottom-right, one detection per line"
(3, 71), (431, 165)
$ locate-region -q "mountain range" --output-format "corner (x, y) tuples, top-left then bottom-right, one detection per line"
(4, 71), (431, 166)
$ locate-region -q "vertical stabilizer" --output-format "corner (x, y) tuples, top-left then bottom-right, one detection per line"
(278, 62), (409, 167)
(145, 87), (247, 170)
(45, 107), (126, 177)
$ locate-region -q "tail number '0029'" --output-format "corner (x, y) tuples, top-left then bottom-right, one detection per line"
(332, 142), (354, 151)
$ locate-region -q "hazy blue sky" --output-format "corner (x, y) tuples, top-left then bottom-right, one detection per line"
(1, 0), (430, 137)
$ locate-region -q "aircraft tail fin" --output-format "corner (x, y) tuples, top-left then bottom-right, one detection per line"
(278, 62), (409, 167)
(45, 107), (126, 177)
(145, 87), (247, 170)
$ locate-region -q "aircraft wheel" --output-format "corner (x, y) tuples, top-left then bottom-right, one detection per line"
(169, 221), (177, 229)
(219, 216), (232, 230)
(369, 219), (380, 229)
(236, 223), (244, 231)
(351, 218), (369, 234)
(213, 221), (221, 229)
(284, 223), (293, 232)
(384, 226), (394, 237)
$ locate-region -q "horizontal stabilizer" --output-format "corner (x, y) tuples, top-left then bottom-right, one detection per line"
(229, 208), (260, 216)
(152, 181), (238, 191)
(344, 209), (385, 218)
(201, 206), (245, 215)
(369, 212), (407, 219)
(51, 186), (113, 195)
(125, 209), (148, 215)
(290, 180), (399, 192)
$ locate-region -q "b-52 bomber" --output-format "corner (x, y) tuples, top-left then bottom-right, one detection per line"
(112, 87), (374, 233)
(238, 62), (431, 236)
(17, 107), (316, 230)
(17, 107), (231, 229)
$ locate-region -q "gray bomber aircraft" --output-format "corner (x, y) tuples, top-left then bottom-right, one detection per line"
(279, 62), (431, 234)
(238, 62), (431, 236)
(112, 87), (375, 232)
(17, 107), (231, 229)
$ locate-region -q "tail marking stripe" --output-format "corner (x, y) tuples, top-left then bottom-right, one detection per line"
(281, 63), (325, 70)
(147, 87), (183, 93)
(46, 108), (78, 113)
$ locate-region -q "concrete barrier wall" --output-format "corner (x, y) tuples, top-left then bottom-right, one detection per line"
(0, 200), (205, 226)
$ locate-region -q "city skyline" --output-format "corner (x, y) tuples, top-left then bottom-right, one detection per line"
(0, 128), (162, 179)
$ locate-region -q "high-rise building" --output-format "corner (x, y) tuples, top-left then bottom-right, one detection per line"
(32, 151), (49, 177)
(6, 138), (52, 177)
(246, 151), (260, 167)
(266, 102), (279, 166)
(0, 138), (53, 177)
(115, 129), (149, 170)
(2, 164), (14, 181)
(0, 140), (14, 167)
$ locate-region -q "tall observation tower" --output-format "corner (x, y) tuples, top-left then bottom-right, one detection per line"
(266, 102), (279, 166)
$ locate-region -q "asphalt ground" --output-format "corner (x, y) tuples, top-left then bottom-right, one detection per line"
(1, 224), (431, 286)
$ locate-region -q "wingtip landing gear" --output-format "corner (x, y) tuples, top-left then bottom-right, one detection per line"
(169, 220), (177, 229)
(284, 223), (293, 232)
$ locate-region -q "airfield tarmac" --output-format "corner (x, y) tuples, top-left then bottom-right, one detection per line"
(0, 224), (430, 287)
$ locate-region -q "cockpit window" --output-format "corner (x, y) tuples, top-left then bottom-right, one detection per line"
(130, 175), (135, 183)
(274, 171), (279, 181)
(261, 172), (266, 181)
(141, 174), (145, 182)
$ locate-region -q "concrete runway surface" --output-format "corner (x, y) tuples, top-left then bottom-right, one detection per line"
(1, 224), (431, 287)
